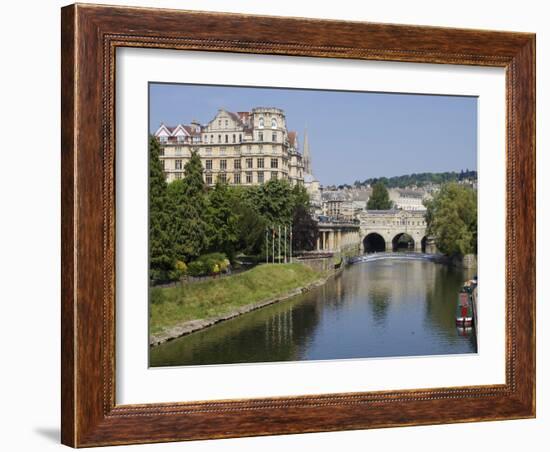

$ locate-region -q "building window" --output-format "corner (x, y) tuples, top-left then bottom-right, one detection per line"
(258, 144), (263, 152)
(234, 159), (241, 170)
(159, 136), (167, 143)
(205, 159), (213, 170)
(204, 135), (208, 143)
(210, 135), (214, 143)
(206, 148), (212, 155)
(246, 172), (253, 184)
(257, 158), (264, 168)
(177, 136), (185, 143)
(271, 171), (278, 180)
(271, 158), (278, 169)
(257, 171), (264, 183)
(239, 134), (242, 142)
(271, 118), (277, 128)
(232, 134), (236, 143)
(220, 159), (227, 170)
(159, 147), (164, 156)
(272, 132), (277, 142)
(259, 117), (264, 128)
(160, 160), (165, 170)
(246, 158), (253, 169)
(175, 172), (182, 180)
(258, 132), (264, 141)
(175, 159), (182, 170)
(220, 147), (226, 155)
(218, 173), (227, 183)
(225, 119), (228, 128)
(175, 147), (183, 156)
(218, 119), (221, 128)
(205, 174), (213, 185)
(234, 173), (241, 184)
(225, 134), (229, 143)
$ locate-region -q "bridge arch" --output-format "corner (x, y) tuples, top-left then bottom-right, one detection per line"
(363, 233), (386, 253)
(421, 236), (428, 253)
(392, 232), (415, 252)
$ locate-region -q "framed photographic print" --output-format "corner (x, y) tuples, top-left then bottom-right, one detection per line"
(61, 3), (536, 447)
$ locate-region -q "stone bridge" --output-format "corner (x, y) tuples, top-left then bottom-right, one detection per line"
(359, 209), (432, 253)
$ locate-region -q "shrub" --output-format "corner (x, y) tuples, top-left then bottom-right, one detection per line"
(175, 260), (187, 276)
(188, 253), (228, 276)
(219, 258), (230, 273)
(187, 260), (206, 277)
(212, 263), (220, 275)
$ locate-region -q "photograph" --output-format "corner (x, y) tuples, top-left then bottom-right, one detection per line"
(147, 83), (479, 367)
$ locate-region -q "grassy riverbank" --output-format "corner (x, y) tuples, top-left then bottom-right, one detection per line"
(150, 263), (324, 337)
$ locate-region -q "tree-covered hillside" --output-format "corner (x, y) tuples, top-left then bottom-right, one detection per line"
(332, 170), (477, 190)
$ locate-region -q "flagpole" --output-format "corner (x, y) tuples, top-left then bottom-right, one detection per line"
(290, 222), (293, 264)
(278, 225), (281, 264)
(284, 225), (287, 263)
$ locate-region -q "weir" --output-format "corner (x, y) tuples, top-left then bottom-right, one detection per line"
(349, 252), (442, 265)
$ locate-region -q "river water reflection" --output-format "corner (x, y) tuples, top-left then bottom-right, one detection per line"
(150, 259), (477, 367)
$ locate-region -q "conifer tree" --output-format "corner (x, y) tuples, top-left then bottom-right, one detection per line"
(168, 151), (209, 262)
(149, 136), (174, 282)
(206, 181), (239, 260)
(367, 182), (393, 210)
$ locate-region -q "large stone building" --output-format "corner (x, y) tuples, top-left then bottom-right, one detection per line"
(388, 188), (431, 211)
(154, 107), (304, 186)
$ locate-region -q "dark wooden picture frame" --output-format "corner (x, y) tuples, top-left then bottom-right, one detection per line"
(61, 3), (535, 447)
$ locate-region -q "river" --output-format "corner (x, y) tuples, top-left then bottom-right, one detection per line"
(149, 258), (477, 367)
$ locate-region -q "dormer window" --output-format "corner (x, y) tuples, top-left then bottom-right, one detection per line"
(177, 136), (185, 143)
(159, 136), (167, 143)
(259, 117), (264, 128)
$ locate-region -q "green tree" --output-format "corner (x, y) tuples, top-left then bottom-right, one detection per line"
(367, 182), (393, 210)
(149, 136), (174, 282)
(250, 179), (294, 225)
(206, 182), (240, 260)
(231, 192), (267, 256)
(424, 183), (477, 256)
(292, 204), (319, 251)
(168, 151), (209, 262)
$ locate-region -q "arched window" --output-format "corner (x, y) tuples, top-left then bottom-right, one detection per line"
(271, 118), (277, 128)
(259, 117), (264, 128)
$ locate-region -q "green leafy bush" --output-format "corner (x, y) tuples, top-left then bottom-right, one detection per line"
(187, 260), (206, 277)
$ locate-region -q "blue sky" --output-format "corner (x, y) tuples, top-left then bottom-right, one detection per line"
(149, 83), (477, 186)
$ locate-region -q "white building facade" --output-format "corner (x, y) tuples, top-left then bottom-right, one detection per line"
(154, 107), (304, 186)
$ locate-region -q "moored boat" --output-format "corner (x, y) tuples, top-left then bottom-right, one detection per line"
(456, 289), (474, 327)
